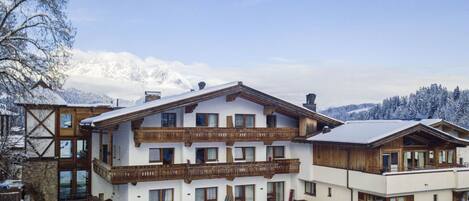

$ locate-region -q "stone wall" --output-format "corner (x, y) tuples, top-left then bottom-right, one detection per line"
(22, 160), (57, 201)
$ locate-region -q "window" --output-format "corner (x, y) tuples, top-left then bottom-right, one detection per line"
(433, 194), (438, 201)
(59, 170), (89, 200)
(448, 150), (454, 163)
(266, 115), (277, 128)
(404, 151), (427, 170)
(439, 150), (447, 164)
(196, 113), (219, 127)
(429, 150), (435, 164)
(101, 144), (108, 164)
(149, 148), (174, 164)
(234, 147), (255, 162)
(161, 113), (177, 127)
(60, 140), (72, 158)
(196, 148), (218, 164)
(59, 171), (72, 200)
(76, 170), (88, 198)
(77, 139), (87, 159)
(195, 187), (217, 201)
(328, 187), (332, 197)
(267, 182), (284, 201)
(235, 114), (255, 128)
(235, 185), (255, 201)
(60, 113), (72, 128)
(149, 189), (174, 201)
(304, 181), (316, 196)
(267, 146), (285, 160)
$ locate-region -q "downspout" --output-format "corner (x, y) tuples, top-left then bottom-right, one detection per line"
(347, 148), (353, 201)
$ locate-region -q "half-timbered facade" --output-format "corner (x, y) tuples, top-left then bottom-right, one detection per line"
(81, 81), (342, 201)
(17, 81), (112, 201)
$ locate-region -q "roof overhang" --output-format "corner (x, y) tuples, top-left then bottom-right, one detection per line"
(82, 82), (343, 129)
(310, 123), (469, 148)
(369, 123), (469, 148)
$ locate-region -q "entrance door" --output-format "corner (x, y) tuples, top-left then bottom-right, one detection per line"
(382, 152), (398, 172)
(196, 149), (205, 164)
(267, 182), (284, 201)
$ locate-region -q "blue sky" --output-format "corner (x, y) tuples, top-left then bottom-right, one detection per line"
(66, 0), (469, 108)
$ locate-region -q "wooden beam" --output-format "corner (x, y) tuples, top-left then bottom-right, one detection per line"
(263, 105), (276, 115)
(131, 118), (144, 130)
(185, 104), (198, 113)
(109, 128), (113, 166)
(226, 93), (240, 102)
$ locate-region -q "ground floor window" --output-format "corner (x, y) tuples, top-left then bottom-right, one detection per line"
(235, 184), (255, 201)
(267, 182), (284, 201)
(304, 181), (316, 196)
(59, 171), (72, 200)
(59, 170), (89, 200)
(358, 192), (413, 201)
(149, 188), (174, 201)
(195, 187), (217, 201)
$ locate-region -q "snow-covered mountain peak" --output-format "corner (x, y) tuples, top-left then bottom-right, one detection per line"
(65, 50), (195, 100)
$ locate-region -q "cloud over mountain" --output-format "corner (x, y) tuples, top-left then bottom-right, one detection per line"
(65, 50), (195, 100)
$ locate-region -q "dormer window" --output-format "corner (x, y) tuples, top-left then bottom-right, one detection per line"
(235, 114), (255, 128)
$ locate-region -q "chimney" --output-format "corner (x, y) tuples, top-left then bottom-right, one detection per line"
(145, 91), (161, 102)
(198, 81), (206, 90)
(322, 126), (331, 133)
(303, 93), (317, 112)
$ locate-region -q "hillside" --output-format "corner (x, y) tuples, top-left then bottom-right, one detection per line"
(321, 84), (469, 128)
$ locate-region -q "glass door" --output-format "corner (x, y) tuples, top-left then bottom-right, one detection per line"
(267, 182), (284, 201)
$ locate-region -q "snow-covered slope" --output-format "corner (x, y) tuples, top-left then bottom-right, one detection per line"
(65, 50), (194, 100)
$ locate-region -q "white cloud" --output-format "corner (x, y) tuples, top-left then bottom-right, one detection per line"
(65, 50), (469, 109)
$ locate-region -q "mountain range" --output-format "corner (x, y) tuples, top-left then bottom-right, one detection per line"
(65, 50), (194, 100)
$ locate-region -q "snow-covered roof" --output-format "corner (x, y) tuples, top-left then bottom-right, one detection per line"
(308, 119), (468, 145)
(0, 108), (17, 116)
(17, 84), (67, 106)
(81, 81), (342, 127)
(81, 81), (241, 126)
(66, 103), (112, 108)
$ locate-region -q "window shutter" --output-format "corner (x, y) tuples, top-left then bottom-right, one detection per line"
(226, 116), (233, 128)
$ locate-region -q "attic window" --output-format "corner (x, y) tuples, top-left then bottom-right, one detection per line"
(60, 113), (72, 128)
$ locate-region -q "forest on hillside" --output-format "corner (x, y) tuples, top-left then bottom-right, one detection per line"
(321, 84), (469, 128)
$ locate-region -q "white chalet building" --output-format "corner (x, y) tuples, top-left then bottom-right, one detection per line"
(19, 80), (469, 201)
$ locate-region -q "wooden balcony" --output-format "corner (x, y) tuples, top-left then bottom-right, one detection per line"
(133, 127), (299, 147)
(93, 159), (300, 184)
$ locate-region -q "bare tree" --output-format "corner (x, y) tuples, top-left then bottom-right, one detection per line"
(0, 0), (74, 96)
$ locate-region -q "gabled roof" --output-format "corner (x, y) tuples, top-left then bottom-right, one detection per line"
(81, 81), (343, 128)
(308, 119), (469, 147)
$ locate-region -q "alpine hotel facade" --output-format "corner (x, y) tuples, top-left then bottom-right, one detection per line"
(19, 81), (469, 201)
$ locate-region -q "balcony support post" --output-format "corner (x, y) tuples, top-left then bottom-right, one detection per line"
(109, 128), (113, 166)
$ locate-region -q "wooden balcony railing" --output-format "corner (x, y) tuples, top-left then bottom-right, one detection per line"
(93, 159), (300, 184)
(133, 127), (299, 147)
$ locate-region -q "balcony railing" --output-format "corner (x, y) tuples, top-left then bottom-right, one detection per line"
(93, 159), (300, 184)
(133, 127), (299, 146)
